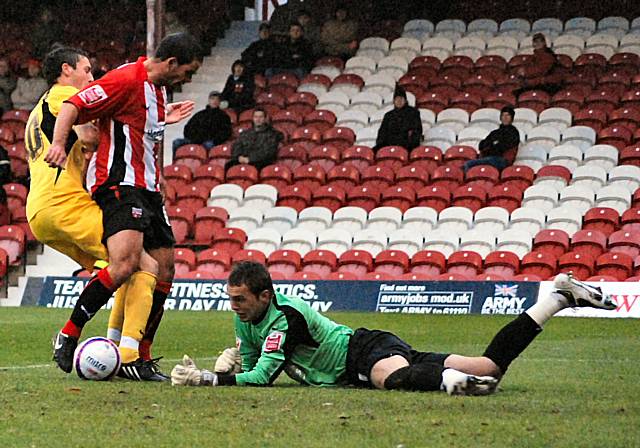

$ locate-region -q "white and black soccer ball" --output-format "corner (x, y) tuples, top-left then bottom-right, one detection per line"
(73, 337), (121, 381)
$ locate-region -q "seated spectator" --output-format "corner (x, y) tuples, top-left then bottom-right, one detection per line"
(11, 59), (48, 111)
(374, 86), (422, 151)
(0, 58), (16, 114)
(463, 106), (520, 173)
(172, 91), (232, 154)
(320, 7), (358, 59)
(269, 0), (306, 36)
(221, 60), (255, 113)
(267, 22), (314, 79)
(225, 108), (283, 172)
(515, 33), (563, 96)
(241, 23), (278, 76)
(296, 10), (322, 58)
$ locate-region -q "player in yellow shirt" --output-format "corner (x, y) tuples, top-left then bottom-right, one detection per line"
(26, 46), (166, 380)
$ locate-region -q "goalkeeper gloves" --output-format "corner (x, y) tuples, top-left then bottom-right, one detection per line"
(214, 347), (242, 374)
(171, 355), (218, 386)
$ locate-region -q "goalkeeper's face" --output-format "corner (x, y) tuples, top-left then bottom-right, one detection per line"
(227, 284), (271, 322)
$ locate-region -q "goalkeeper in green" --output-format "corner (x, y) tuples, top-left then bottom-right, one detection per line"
(171, 261), (616, 395)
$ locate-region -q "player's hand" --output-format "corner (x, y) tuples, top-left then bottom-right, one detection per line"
(214, 347), (241, 374)
(166, 101), (195, 124)
(75, 123), (100, 151)
(44, 143), (67, 168)
(171, 355), (218, 386)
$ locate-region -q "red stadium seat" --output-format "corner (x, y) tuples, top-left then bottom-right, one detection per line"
(293, 164), (326, 190)
(260, 164), (293, 190)
(7, 143), (28, 178)
(193, 207), (228, 245)
(208, 143), (233, 167)
(175, 144), (207, 170)
(609, 53), (640, 71)
(361, 165), (395, 191)
(608, 107), (640, 133)
(574, 108), (608, 132)
(374, 250), (410, 276)
(570, 230), (607, 259)
(177, 270), (226, 280)
(302, 249), (338, 278)
(362, 272), (395, 281)
(583, 207), (619, 236)
(3, 183), (27, 210)
(447, 250), (483, 277)
(398, 73), (430, 96)
(395, 164), (430, 190)
(450, 91), (482, 112)
(326, 271), (359, 281)
(326, 164), (360, 191)
(267, 249), (302, 276)
(535, 165), (572, 185)
(211, 228), (247, 254)
(416, 185), (450, 212)
(486, 184), (522, 213)
(443, 145), (477, 168)
(621, 208), (640, 232)
(174, 248), (196, 275)
(277, 144), (308, 170)
(533, 229), (570, 258)
(436, 272), (472, 281)
(465, 165), (499, 190)
(225, 164), (259, 189)
(517, 90), (550, 114)
(197, 249), (231, 275)
(286, 91), (318, 116)
(476, 54), (507, 70)
(342, 145), (374, 171)
(256, 92), (286, 113)
(484, 90), (516, 110)
(618, 144), (640, 166)
(193, 164), (225, 191)
(621, 88), (640, 109)
(304, 110), (338, 133)
(410, 250), (446, 276)
(277, 184), (312, 212)
(375, 146), (409, 171)
(290, 271), (322, 280)
(512, 273), (542, 282)
(430, 165), (464, 191)
(451, 185), (487, 213)
(175, 184), (209, 211)
(409, 55), (441, 72)
(166, 206), (195, 244)
(380, 185), (415, 213)
(558, 252), (594, 280)
(598, 125), (633, 150)
(595, 252), (633, 281)
(400, 272), (435, 280)
(608, 230), (640, 258)
(410, 146), (443, 171)
(312, 185), (346, 212)
(0, 125), (15, 145)
(308, 144), (341, 171)
(416, 91), (449, 113)
(232, 249), (267, 264)
(272, 109), (303, 136)
(586, 89), (620, 114)
(476, 273), (507, 281)
(290, 126), (323, 151)
(483, 251), (520, 279)
(331, 73), (365, 91)
(346, 185), (380, 212)
(338, 249), (374, 278)
(500, 165), (534, 191)
(551, 89), (586, 114)
(521, 250), (557, 279)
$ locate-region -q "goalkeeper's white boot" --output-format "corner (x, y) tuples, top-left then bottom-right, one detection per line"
(441, 368), (498, 396)
(553, 273), (616, 310)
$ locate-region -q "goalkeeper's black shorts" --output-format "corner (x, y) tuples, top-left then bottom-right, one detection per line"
(345, 328), (450, 388)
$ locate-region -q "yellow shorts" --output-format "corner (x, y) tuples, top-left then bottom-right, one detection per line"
(29, 195), (108, 270)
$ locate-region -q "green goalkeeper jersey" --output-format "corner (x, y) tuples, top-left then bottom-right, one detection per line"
(220, 292), (353, 387)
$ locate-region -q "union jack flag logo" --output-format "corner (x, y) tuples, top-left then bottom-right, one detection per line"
(494, 284), (518, 298)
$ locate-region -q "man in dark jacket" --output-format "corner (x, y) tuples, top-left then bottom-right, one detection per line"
(267, 22), (314, 79)
(515, 33), (564, 96)
(241, 23), (278, 76)
(374, 86), (422, 151)
(225, 108), (283, 172)
(463, 106), (520, 173)
(221, 60), (255, 113)
(172, 91), (232, 154)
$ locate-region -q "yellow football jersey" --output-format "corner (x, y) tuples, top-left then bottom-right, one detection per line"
(25, 84), (90, 221)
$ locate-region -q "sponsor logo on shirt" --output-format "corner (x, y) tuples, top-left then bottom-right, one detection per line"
(264, 331), (284, 352)
(131, 207), (143, 219)
(78, 85), (108, 105)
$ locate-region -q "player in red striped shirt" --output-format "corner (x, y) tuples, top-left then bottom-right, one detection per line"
(46, 33), (202, 380)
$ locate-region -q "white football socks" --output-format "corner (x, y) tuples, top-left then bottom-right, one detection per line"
(525, 291), (571, 327)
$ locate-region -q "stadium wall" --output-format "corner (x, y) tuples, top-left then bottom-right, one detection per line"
(18, 277), (640, 318)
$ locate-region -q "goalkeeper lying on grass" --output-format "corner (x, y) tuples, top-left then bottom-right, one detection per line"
(172, 261), (616, 395)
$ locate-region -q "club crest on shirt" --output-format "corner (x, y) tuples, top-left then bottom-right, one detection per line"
(131, 207), (143, 219)
(78, 85), (108, 105)
(264, 331), (284, 352)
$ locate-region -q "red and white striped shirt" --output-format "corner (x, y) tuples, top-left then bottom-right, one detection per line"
(67, 57), (166, 193)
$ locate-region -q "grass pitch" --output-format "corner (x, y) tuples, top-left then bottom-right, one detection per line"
(0, 308), (638, 448)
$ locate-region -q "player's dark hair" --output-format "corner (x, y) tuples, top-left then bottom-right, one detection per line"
(42, 46), (88, 86)
(155, 32), (203, 65)
(228, 261), (275, 297)
(290, 22), (304, 32)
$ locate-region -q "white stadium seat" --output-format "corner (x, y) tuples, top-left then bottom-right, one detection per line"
(509, 207), (546, 237)
(367, 207), (403, 233)
(469, 108), (500, 131)
(243, 184), (278, 211)
(262, 207), (298, 234)
(227, 207), (263, 233)
(538, 107), (573, 131)
(595, 185), (632, 214)
(548, 144), (583, 171)
(521, 184), (559, 212)
(607, 165), (640, 193)
(561, 126), (596, 150)
(570, 165), (607, 191)
(207, 183), (244, 210)
(352, 229), (388, 256)
(332, 206), (368, 234)
(495, 229), (532, 258)
(355, 126), (379, 147)
(436, 108), (469, 133)
(317, 91), (351, 115)
(423, 229), (459, 257)
(245, 228), (282, 256)
(558, 185), (595, 214)
(316, 228), (352, 256)
(376, 56), (409, 80)
(459, 229), (496, 257)
(473, 206), (510, 233)
(424, 126), (457, 150)
(350, 91), (384, 115)
(336, 110), (369, 130)
(583, 145), (619, 171)
(388, 229), (424, 257)
(402, 207), (438, 233)
(297, 207), (333, 232)
(457, 126), (489, 149)
(564, 17), (596, 38)
(281, 229), (316, 256)
(526, 125), (561, 149)
(437, 206), (474, 234)
(545, 207), (583, 237)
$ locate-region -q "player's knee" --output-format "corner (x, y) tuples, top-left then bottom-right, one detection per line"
(158, 259), (175, 282)
(139, 253), (159, 277)
(110, 253), (142, 282)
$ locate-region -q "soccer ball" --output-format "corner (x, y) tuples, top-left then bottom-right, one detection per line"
(73, 337), (121, 381)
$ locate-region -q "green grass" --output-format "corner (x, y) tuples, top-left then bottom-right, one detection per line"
(0, 308), (638, 448)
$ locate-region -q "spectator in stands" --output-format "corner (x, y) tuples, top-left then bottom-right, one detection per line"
(320, 7), (358, 59)
(221, 60), (255, 113)
(463, 106), (520, 173)
(225, 108), (283, 172)
(296, 10), (322, 58)
(515, 33), (563, 96)
(374, 85), (422, 152)
(0, 58), (16, 114)
(269, 0), (307, 36)
(241, 23), (278, 76)
(172, 91), (232, 153)
(267, 22), (314, 79)
(11, 59), (48, 111)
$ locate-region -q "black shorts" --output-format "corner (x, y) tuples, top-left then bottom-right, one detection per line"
(94, 186), (175, 251)
(345, 328), (450, 388)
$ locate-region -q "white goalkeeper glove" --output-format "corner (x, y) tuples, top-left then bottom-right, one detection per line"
(171, 355), (218, 386)
(214, 347), (242, 374)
